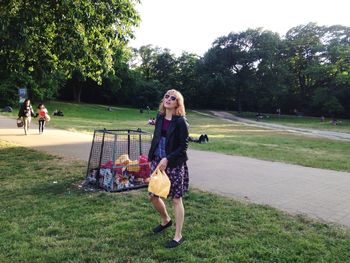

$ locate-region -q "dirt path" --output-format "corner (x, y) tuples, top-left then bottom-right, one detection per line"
(1, 115), (350, 227)
(201, 111), (350, 141)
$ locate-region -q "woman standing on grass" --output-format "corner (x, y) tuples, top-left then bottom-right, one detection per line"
(18, 99), (35, 135)
(148, 89), (189, 249)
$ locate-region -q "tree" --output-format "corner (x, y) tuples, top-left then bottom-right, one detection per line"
(0, 0), (140, 103)
(252, 30), (291, 112)
(200, 29), (272, 111)
(284, 23), (326, 113)
(175, 52), (200, 107)
(137, 45), (178, 88)
(284, 23), (350, 116)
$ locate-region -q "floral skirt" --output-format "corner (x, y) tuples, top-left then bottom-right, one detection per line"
(150, 156), (189, 198)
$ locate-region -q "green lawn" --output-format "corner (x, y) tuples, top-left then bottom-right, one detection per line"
(234, 111), (350, 133)
(188, 121), (350, 172)
(2, 101), (350, 172)
(188, 112), (350, 172)
(1, 140), (350, 262)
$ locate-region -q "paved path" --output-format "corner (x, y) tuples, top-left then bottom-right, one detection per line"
(206, 111), (350, 141)
(1, 115), (350, 227)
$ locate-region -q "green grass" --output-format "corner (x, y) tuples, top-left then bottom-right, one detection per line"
(1, 140), (350, 262)
(188, 112), (350, 172)
(2, 101), (350, 171)
(235, 111), (350, 133)
(3, 101), (157, 133)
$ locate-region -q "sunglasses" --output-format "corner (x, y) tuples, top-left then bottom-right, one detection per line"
(164, 94), (177, 101)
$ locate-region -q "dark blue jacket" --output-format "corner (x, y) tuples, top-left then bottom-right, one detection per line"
(148, 114), (189, 167)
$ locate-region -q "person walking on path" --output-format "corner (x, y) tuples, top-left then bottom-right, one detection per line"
(18, 99), (35, 135)
(37, 103), (50, 134)
(148, 89), (189, 248)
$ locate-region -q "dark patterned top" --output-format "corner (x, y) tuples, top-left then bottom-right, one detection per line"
(156, 118), (171, 158)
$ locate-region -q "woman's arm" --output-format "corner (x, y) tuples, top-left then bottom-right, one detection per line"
(30, 106), (35, 116)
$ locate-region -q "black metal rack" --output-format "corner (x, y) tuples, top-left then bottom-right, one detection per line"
(85, 129), (152, 192)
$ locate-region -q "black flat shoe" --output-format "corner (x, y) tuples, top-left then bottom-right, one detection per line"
(165, 237), (184, 248)
(153, 220), (172, 233)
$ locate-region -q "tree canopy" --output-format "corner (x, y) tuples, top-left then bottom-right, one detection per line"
(0, 0), (140, 104)
(1, 10), (349, 118)
(130, 24), (349, 117)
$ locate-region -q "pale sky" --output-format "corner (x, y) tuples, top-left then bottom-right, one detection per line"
(129, 0), (350, 56)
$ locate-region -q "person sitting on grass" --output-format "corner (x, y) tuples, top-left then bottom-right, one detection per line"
(188, 134), (209, 143)
(148, 117), (156, 125)
(2, 105), (12, 112)
(53, 109), (64, 116)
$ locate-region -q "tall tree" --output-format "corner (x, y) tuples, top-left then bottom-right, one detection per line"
(201, 29), (269, 111)
(284, 23), (325, 112)
(0, 0), (140, 103)
(285, 23), (350, 116)
(137, 45), (178, 87)
(253, 30), (291, 112)
(175, 52), (200, 107)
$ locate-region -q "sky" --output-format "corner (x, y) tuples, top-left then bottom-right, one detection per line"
(129, 0), (350, 56)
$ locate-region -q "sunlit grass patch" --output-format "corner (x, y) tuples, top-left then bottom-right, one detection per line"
(190, 132), (350, 171)
(233, 111), (350, 133)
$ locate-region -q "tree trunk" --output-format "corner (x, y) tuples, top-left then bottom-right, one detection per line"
(236, 86), (242, 113)
(73, 84), (82, 103)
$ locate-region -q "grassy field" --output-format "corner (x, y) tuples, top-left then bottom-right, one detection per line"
(1, 140), (350, 262)
(2, 101), (350, 172)
(188, 117), (350, 172)
(235, 111), (350, 133)
(3, 101), (158, 133)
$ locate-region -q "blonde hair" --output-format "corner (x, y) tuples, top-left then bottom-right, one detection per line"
(159, 89), (186, 116)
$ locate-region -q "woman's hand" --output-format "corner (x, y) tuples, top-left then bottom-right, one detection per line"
(158, 158), (168, 171)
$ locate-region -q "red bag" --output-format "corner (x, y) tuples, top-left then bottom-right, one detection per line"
(137, 155), (151, 179)
(39, 110), (46, 118)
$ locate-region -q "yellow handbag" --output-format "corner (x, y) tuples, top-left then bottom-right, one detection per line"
(148, 167), (171, 198)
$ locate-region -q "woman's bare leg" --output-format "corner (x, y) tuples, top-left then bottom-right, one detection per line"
(150, 195), (171, 225)
(172, 197), (184, 241)
(23, 117), (29, 135)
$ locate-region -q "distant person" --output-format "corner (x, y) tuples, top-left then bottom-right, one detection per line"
(331, 117), (338, 125)
(146, 105), (150, 114)
(107, 106), (112, 111)
(148, 117), (156, 125)
(53, 109), (64, 116)
(276, 108), (281, 116)
(256, 112), (263, 121)
(320, 116), (325, 122)
(256, 112), (260, 121)
(37, 103), (50, 134)
(2, 105), (12, 112)
(189, 134), (208, 143)
(18, 99), (35, 135)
